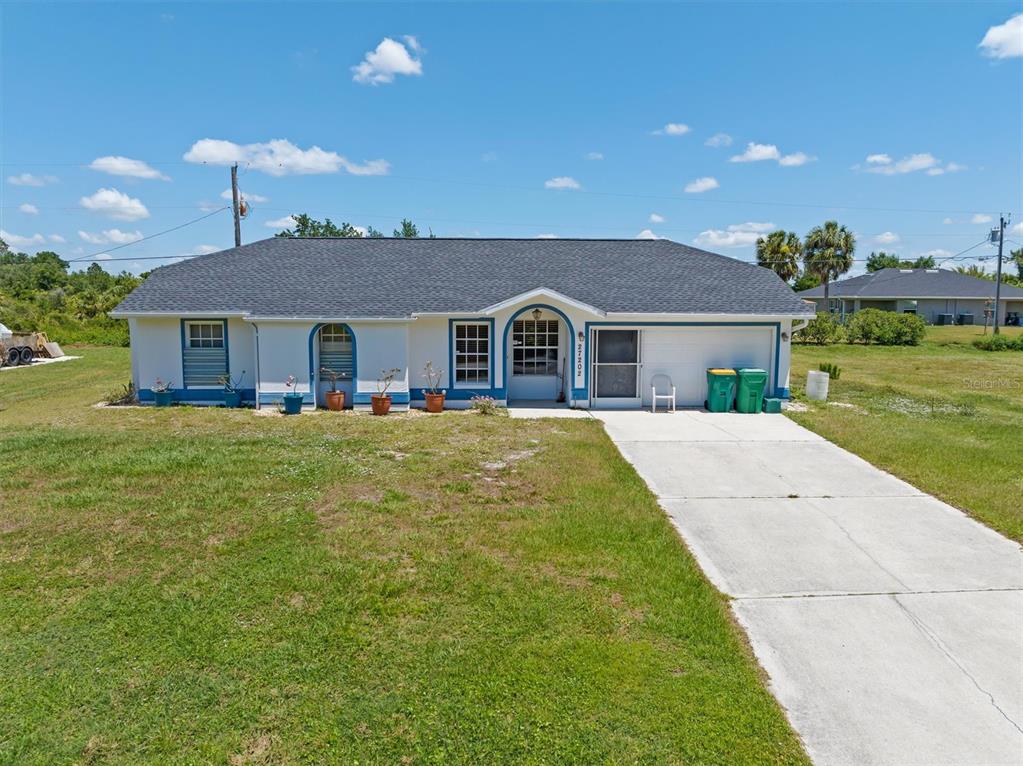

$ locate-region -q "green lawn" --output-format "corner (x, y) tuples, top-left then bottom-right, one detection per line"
(790, 325), (1023, 542)
(0, 348), (807, 765)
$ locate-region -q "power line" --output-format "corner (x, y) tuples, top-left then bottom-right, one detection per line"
(68, 206), (229, 263)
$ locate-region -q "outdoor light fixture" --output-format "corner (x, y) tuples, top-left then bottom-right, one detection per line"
(531, 308), (543, 321)
(782, 331), (790, 341)
(577, 331), (584, 342)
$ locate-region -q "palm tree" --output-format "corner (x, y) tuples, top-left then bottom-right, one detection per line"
(755, 230), (802, 283)
(803, 220), (856, 304)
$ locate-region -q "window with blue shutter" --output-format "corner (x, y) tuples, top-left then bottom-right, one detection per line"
(319, 324), (353, 378)
(183, 321), (228, 387)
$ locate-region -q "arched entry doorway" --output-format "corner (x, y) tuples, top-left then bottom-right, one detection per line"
(505, 306), (572, 403)
(311, 322), (355, 407)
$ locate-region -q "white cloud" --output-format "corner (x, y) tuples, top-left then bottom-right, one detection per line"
(778, 151), (815, 167)
(0, 230), (46, 248)
(730, 142), (781, 163)
(979, 13), (1023, 59)
(89, 156), (169, 180)
(7, 173), (57, 187)
(971, 213), (993, 224)
(730, 142), (814, 166)
(544, 176), (581, 190)
(193, 244), (220, 255)
(635, 229), (664, 240)
(684, 176), (719, 193)
(694, 222), (775, 249)
(220, 188), (268, 203)
(79, 188), (150, 221)
(352, 36), (423, 85)
(535, 233), (559, 239)
(265, 215), (298, 229)
(705, 132), (733, 148)
(648, 213), (665, 224)
(585, 151), (604, 160)
(874, 231), (900, 244)
(652, 123), (690, 136)
(48, 234), (66, 243)
(18, 203), (39, 215)
(481, 151), (498, 162)
(923, 248), (953, 260)
(78, 228), (144, 245)
(861, 152), (955, 176)
(183, 138), (389, 177)
(943, 217), (955, 225)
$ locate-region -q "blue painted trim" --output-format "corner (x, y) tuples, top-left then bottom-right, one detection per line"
(140, 387), (255, 403)
(307, 322), (357, 408)
(501, 304), (577, 402)
(258, 391), (315, 406)
(179, 318), (229, 390)
(409, 387), (507, 401)
(447, 317), (498, 392)
(779, 387), (791, 399)
(352, 391), (411, 405)
(583, 321), (782, 400)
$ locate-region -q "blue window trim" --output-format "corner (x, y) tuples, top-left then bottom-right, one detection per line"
(179, 318), (229, 390)
(307, 322), (358, 408)
(583, 321), (783, 398)
(448, 318), (496, 391)
(501, 304), (578, 397)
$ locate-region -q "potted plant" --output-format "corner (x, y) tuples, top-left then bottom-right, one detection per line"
(421, 361), (446, 413)
(319, 367), (345, 411)
(371, 368), (401, 416)
(151, 378), (174, 407)
(282, 374), (304, 415)
(218, 370), (245, 408)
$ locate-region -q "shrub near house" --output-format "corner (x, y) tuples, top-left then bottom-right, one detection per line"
(845, 308), (926, 346)
(795, 314), (845, 345)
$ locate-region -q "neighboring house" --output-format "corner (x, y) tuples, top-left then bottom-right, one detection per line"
(799, 268), (1023, 326)
(110, 237), (814, 410)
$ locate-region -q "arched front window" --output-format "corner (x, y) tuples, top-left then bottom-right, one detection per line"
(319, 324), (353, 379)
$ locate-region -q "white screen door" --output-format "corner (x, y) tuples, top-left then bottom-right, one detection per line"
(591, 329), (641, 407)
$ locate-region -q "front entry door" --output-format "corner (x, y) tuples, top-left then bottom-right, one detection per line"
(591, 329), (641, 407)
(508, 316), (563, 401)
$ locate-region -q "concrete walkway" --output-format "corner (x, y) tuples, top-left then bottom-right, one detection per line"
(593, 410), (1023, 766)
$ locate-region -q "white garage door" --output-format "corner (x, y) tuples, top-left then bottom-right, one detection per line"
(640, 326), (774, 407)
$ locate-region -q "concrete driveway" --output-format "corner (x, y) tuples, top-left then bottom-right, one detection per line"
(594, 410), (1023, 766)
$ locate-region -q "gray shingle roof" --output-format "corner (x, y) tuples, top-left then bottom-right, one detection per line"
(112, 237), (814, 318)
(799, 268), (1023, 300)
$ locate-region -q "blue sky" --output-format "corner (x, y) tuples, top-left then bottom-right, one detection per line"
(1, 2), (1020, 276)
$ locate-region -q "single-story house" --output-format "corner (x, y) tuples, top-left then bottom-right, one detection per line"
(110, 237), (814, 410)
(799, 268), (1023, 326)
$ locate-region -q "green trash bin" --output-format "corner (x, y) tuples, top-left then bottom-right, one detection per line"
(736, 368), (768, 414)
(705, 368), (737, 412)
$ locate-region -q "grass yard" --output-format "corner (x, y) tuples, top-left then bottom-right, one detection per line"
(790, 325), (1023, 542)
(0, 348), (807, 765)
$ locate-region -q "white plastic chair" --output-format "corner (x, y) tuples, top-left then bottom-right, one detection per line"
(650, 373), (676, 413)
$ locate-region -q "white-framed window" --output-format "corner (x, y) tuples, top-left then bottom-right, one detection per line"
(512, 319), (559, 376)
(453, 322), (490, 385)
(182, 320), (227, 387)
(187, 321), (224, 349)
(319, 324), (353, 379)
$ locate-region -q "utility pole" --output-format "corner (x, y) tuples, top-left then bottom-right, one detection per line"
(230, 163), (242, 248)
(993, 215), (1006, 335)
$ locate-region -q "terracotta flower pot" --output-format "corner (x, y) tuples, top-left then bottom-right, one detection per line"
(371, 394), (392, 416)
(325, 390), (345, 411)
(424, 392), (445, 413)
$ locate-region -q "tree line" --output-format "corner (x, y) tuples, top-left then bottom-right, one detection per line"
(755, 221), (1023, 297)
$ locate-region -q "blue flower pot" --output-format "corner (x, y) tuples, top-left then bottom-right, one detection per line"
(282, 393), (304, 415)
(154, 390), (174, 408)
(223, 390), (242, 408)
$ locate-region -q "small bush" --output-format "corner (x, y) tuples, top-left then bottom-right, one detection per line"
(846, 309), (925, 346)
(818, 362), (841, 380)
(104, 381), (138, 406)
(795, 313), (845, 345)
(972, 334), (1023, 351)
(470, 395), (501, 415)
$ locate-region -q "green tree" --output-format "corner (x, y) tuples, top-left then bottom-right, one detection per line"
(393, 219), (420, 238)
(866, 251), (901, 272)
(792, 270), (821, 292)
(366, 225), (385, 238)
(954, 264), (988, 278)
(275, 214), (364, 239)
(803, 220), (856, 304)
(755, 230), (802, 283)
(1011, 248), (1023, 280)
